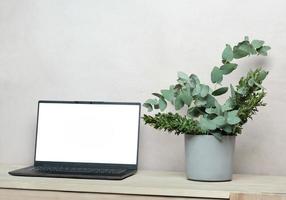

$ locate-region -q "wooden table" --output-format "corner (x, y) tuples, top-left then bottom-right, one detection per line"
(0, 165), (285, 200)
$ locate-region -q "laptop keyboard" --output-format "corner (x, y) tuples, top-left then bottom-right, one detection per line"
(34, 166), (127, 175)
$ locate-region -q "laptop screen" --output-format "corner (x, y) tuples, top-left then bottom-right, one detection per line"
(35, 102), (140, 165)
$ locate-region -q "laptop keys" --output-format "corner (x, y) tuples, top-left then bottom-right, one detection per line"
(34, 166), (127, 175)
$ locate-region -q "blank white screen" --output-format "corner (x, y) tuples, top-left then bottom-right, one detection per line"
(35, 102), (140, 164)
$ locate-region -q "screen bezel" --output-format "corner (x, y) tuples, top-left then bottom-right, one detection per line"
(33, 100), (141, 170)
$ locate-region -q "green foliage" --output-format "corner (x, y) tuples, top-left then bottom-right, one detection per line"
(211, 37), (271, 84)
(143, 113), (202, 135)
(143, 36), (270, 139)
(211, 67), (223, 84)
(226, 110), (241, 125)
(220, 63), (237, 75)
(234, 68), (268, 127)
(212, 87), (228, 96)
(222, 44), (233, 62)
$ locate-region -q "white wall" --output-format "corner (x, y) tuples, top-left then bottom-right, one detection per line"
(0, 0), (285, 175)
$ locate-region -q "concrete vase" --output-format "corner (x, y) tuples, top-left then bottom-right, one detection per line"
(185, 135), (236, 182)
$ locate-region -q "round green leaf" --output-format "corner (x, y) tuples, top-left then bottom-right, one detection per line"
(238, 42), (252, 54)
(220, 63), (238, 75)
(212, 116), (226, 127)
(251, 40), (264, 49)
(226, 110), (241, 125)
(159, 98), (167, 111)
(222, 44), (233, 62)
(177, 71), (189, 81)
(200, 85), (209, 98)
(211, 67), (223, 84)
(212, 87), (228, 96)
(227, 116), (241, 125)
(161, 89), (174, 101)
(233, 46), (248, 59)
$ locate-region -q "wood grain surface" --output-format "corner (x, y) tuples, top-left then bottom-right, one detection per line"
(1, 165), (286, 199)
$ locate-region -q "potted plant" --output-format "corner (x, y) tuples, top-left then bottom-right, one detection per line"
(143, 36), (271, 182)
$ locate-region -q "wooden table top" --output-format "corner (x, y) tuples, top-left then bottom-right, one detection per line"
(0, 165), (286, 199)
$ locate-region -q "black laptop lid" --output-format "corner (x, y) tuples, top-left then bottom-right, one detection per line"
(34, 101), (141, 169)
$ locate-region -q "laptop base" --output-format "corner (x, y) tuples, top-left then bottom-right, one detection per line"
(9, 166), (136, 180)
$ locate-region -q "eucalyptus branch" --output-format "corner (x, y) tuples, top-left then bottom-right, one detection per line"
(143, 36), (271, 137)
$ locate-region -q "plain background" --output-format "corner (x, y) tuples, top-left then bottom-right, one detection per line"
(0, 0), (285, 175)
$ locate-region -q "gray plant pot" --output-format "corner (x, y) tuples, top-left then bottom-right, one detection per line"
(185, 135), (235, 182)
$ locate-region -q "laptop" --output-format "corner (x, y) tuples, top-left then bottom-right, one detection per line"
(9, 100), (141, 180)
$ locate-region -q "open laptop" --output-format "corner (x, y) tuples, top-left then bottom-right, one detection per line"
(9, 100), (141, 180)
